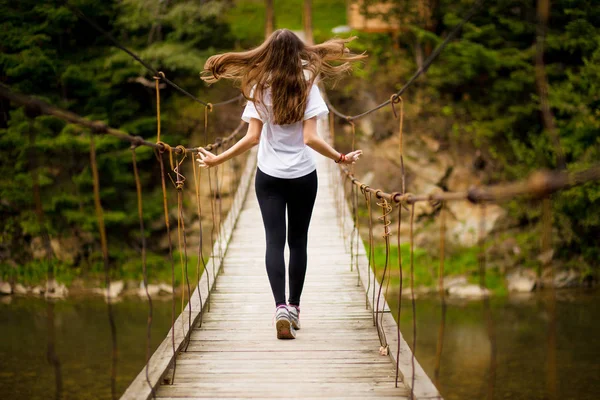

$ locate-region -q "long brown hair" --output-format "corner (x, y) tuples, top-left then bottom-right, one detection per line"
(201, 29), (365, 125)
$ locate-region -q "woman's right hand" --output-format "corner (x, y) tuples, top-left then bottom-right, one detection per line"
(342, 150), (362, 164)
(197, 148), (220, 169)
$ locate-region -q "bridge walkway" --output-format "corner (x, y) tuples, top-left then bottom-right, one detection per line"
(154, 154), (410, 399)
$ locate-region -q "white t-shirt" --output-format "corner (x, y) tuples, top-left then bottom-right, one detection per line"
(241, 84), (329, 179)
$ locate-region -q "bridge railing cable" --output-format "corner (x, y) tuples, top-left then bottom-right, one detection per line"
(341, 163), (600, 205)
(0, 84), (246, 154)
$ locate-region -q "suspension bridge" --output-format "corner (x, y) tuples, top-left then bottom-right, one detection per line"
(119, 118), (437, 399)
(3, 1), (600, 399)
(4, 82), (597, 400)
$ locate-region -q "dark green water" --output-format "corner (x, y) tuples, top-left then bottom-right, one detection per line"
(390, 289), (600, 400)
(1, 290), (598, 400)
(0, 295), (176, 400)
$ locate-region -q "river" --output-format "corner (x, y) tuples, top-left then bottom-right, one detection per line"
(1, 290), (598, 399)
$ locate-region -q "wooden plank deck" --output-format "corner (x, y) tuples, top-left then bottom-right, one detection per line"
(122, 117), (440, 399)
(154, 155), (410, 399)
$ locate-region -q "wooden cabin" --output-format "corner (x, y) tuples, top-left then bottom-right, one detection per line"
(347, 0), (401, 33)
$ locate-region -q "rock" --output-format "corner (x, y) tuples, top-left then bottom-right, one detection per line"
(30, 237), (47, 259)
(108, 280), (124, 299)
(14, 283), (28, 294)
(158, 283), (174, 294)
(553, 269), (580, 288)
(50, 237), (81, 264)
(420, 135), (440, 153)
(378, 133), (452, 187)
(138, 282), (160, 297)
(413, 184), (444, 217)
(537, 250), (554, 266)
(358, 118), (374, 137)
(402, 152), (451, 186)
(111, 280), (124, 296)
(508, 277), (536, 292)
(45, 279), (68, 299)
(448, 284), (490, 298)
(0, 281), (12, 295)
(445, 201), (506, 247)
(506, 271), (536, 293)
(31, 285), (44, 295)
(402, 286), (435, 296)
(360, 171), (375, 187)
(125, 280), (139, 290)
(492, 237), (520, 257)
(92, 281), (124, 299)
(31, 236), (82, 263)
(447, 166), (479, 192)
(443, 275), (467, 289)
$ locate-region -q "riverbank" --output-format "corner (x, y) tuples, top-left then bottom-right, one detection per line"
(2, 241), (596, 301)
(0, 276), (187, 301)
(371, 243), (596, 298)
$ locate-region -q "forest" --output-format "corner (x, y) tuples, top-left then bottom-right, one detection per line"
(1, 0), (598, 291)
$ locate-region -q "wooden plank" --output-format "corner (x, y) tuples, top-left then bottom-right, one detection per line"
(157, 394), (408, 400)
(156, 382), (409, 398)
(176, 350), (391, 361)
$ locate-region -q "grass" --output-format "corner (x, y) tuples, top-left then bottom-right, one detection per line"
(224, 0), (348, 46)
(1, 250), (211, 289)
(0, 259), (77, 287)
(371, 242), (508, 295)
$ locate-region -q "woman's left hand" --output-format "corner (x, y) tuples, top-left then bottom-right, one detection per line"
(197, 148), (219, 168)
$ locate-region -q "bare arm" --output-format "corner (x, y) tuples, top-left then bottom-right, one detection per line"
(197, 118), (262, 168)
(303, 117), (361, 163)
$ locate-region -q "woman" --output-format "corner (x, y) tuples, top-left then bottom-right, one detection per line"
(197, 29), (364, 339)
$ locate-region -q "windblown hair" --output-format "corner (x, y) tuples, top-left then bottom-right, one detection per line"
(201, 29), (366, 125)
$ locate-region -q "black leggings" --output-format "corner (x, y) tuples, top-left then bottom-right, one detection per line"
(255, 168), (318, 307)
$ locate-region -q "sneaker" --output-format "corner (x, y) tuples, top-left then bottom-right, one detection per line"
(275, 305), (296, 339)
(288, 305), (301, 330)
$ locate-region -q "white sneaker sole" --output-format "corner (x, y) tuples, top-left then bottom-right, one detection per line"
(276, 319), (296, 339)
